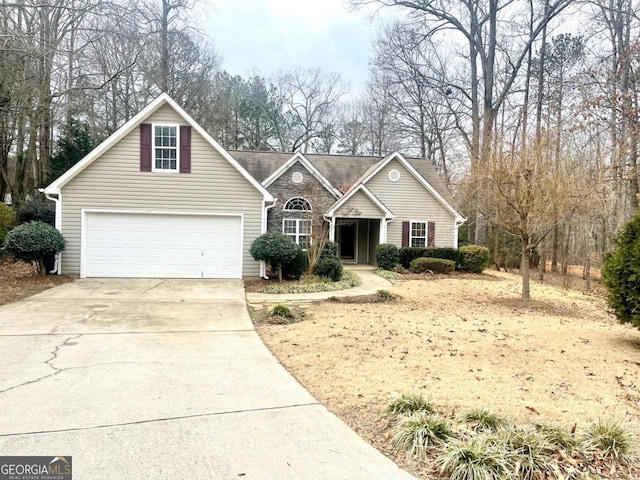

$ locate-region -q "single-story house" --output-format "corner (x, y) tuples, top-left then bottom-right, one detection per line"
(44, 94), (465, 279)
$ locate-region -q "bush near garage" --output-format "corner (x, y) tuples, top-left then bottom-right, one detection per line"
(250, 232), (299, 282)
(3, 221), (65, 275)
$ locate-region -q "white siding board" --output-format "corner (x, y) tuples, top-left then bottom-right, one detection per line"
(366, 159), (456, 247)
(60, 104), (263, 277)
(335, 190), (385, 218)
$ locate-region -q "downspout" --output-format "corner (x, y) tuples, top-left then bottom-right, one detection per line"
(43, 189), (61, 274)
(262, 199), (277, 279)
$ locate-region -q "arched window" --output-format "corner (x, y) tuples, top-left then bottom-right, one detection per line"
(283, 197), (311, 211)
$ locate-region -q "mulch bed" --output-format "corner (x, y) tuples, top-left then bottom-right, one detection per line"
(0, 260), (73, 306)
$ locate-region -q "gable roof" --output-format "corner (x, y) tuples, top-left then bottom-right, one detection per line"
(232, 150), (457, 207)
(354, 152), (464, 222)
(261, 152), (341, 198)
(45, 94), (273, 202)
(326, 184), (394, 219)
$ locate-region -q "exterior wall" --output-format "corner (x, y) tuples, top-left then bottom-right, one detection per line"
(366, 158), (456, 247)
(266, 161), (336, 236)
(59, 104), (265, 277)
(335, 190), (384, 218)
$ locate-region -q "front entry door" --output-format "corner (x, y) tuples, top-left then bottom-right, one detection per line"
(338, 222), (357, 261)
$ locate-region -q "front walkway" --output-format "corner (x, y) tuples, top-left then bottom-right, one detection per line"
(245, 265), (393, 305)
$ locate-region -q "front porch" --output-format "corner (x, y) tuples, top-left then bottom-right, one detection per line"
(330, 218), (384, 265)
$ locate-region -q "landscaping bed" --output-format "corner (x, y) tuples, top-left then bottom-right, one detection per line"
(255, 270), (640, 478)
(0, 260), (73, 306)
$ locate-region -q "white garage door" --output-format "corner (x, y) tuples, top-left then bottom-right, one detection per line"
(84, 212), (242, 278)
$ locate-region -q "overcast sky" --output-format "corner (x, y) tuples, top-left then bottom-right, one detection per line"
(204, 0), (385, 91)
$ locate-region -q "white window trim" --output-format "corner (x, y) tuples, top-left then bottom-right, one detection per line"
(283, 218), (312, 248)
(410, 220), (428, 248)
(283, 197), (312, 212)
(152, 123), (180, 173)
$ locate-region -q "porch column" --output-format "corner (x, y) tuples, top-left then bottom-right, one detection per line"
(379, 218), (387, 244)
(329, 217), (336, 242)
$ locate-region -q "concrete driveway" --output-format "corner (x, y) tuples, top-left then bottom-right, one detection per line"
(0, 279), (416, 479)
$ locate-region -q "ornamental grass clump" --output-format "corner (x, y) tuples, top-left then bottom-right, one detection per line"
(392, 412), (453, 459)
(582, 419), (634, 463)
(385, 393), (434, 417)
(460, 408), (509, 432)
(437, 437), (509, 480)
(493, 424), (553, 480)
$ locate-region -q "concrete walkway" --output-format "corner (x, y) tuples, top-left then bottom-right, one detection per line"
(0, 277), (415, 480)
(246, 265), (393, 305)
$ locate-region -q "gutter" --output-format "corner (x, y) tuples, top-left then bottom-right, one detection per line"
(262, 199), (277, 279)
(41, 188), (61, 274)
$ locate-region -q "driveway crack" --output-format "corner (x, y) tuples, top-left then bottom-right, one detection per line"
(0, 334), (82, 395)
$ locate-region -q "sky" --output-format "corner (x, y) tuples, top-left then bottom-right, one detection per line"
(204, 0), (385, 92)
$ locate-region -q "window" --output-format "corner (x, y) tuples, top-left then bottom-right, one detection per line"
(283, 219), (311, 249)
(153, 125), (178, 171)
(284, 197), (311, 211)
(410, 221), (427, 247)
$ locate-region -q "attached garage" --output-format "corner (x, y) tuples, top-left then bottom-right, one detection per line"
(82, 211), (243, 279)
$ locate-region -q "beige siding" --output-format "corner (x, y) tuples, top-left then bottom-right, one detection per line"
(59, 104), (264, 277)
(335, 190), (384, 218)
(366, 159), (456, 247)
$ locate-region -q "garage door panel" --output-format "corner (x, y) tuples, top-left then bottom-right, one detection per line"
(85, 213), (242, 279)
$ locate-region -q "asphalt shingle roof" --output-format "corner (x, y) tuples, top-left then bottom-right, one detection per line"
(229, 150), (457, 209)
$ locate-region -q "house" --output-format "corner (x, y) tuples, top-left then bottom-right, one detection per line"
(44, 94), (465, 279)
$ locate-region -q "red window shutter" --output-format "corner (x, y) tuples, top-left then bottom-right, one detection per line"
(140, 123), (152, 172)
(427, 221), (436, 247)
(180, 125), (191, 173)
(402, 221), (409, 247)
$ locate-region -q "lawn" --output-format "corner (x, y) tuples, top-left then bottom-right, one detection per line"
(255, 270), (640, 478)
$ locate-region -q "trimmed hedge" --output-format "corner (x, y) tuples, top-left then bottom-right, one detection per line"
(282, 248), (308, 280)
(313, 255), (343, 282)
(3, 221), (65, 274)
(459, 245), (490, 273)
(410, 257), (456, 274)
(399, 247), (460, 268)
(376, 243), (399, 270)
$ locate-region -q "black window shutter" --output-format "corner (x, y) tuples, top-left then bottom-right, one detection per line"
(180, 125), (191, 173)
(140, 123), (152, 172)
(427, 221), (436, 247)
(402, 221), (409, 248)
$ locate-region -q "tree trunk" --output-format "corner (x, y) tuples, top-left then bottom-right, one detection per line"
(521, 244), (531, 301)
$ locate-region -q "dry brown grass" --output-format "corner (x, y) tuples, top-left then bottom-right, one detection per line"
(0, 260), (73, 305)
(255, 270), (640, 478)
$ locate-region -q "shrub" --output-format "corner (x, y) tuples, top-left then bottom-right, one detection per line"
(250, 232), (299, 282)
(459, 245), (490, 274)
(3, 221), (65, 275)
(313, 255), (343, 282)
(385, 393), (434, 417)
(409, 257), (456, 274)
(270, 304), (294, 319)
(399, 247), (460, 268)
(582, 419), (633, 462)
(392, 412), (453, 459)
(376, 243), (399, 270)
(14, 194), (56, 225)
(282, 247), (308, 280)
(460, 408), (509, 432)
(540, 425), (577, 452)
(602, 211), (640, 329)
(437, 437), (508, 480)
(321, 241), (338, 258)
(376, 289), (394, 301)
(0, 204), (15, 247)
